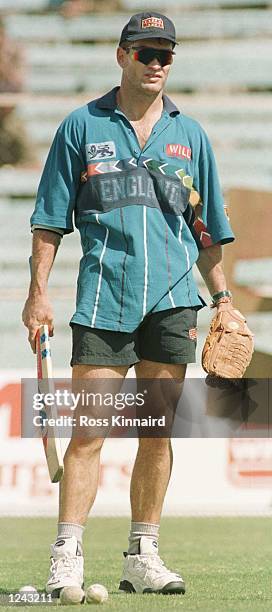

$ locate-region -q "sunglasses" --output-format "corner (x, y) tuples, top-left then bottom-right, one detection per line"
(126, 46), (175, 67)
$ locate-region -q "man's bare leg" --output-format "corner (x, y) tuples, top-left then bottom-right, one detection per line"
(131, 360), (186, 524)
(59, 364), (129, 525)
(46, 364), (129, 595)
(119, 360), (186, 595)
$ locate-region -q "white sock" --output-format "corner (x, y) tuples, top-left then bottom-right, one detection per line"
(128, 521), (159, 554)
(57, 522), (84, 546)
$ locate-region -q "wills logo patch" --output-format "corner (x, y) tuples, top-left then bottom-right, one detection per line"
(86, 141), (116, 162)
(142, 17), (164, 29)
(188, 328), (197, 340)
(166, 144), (192, 160)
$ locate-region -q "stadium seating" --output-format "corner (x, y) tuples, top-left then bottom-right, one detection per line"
(123, 0), (272, 6)
(16, 40), (269, 94)
(6, 10), (272, 42)
(2, 0), (272, 11)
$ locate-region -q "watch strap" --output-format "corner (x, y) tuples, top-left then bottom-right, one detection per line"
(212, 290), (232, 304)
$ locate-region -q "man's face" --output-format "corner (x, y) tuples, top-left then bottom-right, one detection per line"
(117, 38), (174, 96)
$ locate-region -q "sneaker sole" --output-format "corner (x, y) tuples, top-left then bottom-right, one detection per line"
(50, 588), (62, 600)
(119, 580), (185, 595)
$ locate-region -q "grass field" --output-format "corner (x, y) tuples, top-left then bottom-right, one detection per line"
(0, 517), (272, 611)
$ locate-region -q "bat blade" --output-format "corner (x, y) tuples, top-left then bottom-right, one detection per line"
(36, 325), (64, 483)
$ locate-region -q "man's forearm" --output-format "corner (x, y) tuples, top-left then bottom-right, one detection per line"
(29, 229), (61, 295)
(196, 243), (227, 297)
(23, 229), (61, 351)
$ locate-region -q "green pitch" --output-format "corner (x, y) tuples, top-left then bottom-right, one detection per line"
(0, 517), (271, 611)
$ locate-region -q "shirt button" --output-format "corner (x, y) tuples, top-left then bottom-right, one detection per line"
(134, 149), (139, 156)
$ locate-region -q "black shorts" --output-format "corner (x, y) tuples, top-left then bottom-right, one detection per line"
(71, 307), (198, 367)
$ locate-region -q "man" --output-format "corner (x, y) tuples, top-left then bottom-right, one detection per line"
(22, 11), (234, 596)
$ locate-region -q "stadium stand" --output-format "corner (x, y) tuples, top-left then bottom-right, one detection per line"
(3, 0), (272, 9)
(5, 10), (272, 41)
(123, 0), (272, 7)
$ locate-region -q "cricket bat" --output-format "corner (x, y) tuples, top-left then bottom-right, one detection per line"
(36, 324), (64, 483)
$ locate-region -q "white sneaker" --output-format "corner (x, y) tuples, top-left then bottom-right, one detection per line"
(46, 536), (84, 596)
(119, 536), (185, 595)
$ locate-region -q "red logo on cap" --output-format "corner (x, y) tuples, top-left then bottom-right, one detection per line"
(142, 17), (164, 30)
(166, 144), (192, 160)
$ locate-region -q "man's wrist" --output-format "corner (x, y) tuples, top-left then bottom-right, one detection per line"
(211, 289), (232, 304)
(210, 290), (232, 308)
(29, 282), (48, 297)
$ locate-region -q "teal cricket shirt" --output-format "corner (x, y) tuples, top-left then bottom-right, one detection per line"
(31, 87), (234, 332)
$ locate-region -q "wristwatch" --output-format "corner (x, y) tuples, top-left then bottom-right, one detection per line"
(211, 290), (232, 305)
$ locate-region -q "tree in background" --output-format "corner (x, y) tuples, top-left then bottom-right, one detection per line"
(0, 17), (35, 167)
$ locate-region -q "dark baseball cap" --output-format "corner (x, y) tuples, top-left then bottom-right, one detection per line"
(119, 12), (177, 47)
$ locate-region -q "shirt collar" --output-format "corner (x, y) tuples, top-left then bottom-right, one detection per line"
(163, 94), (180, 116)
(95, 86), (180, 117)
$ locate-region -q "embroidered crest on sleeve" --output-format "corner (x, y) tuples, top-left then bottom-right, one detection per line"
(86, 141), (116, 162)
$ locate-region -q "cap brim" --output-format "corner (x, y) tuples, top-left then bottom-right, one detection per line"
(121, 32), (178, 45)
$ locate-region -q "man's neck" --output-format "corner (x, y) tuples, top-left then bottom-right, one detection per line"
(116, 84), (164, 122)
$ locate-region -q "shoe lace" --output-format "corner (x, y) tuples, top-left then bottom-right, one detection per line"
(137, 554), (180, 581)
(50, 554), (82, 580)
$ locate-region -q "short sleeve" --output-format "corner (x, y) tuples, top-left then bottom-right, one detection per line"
(30, 115), (85, 234)
(191, 128), (235, 249)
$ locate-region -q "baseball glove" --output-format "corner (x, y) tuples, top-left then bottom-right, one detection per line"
(202, 302), (254, 379)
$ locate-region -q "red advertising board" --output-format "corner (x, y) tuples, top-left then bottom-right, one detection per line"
(228, 437), (272, 486)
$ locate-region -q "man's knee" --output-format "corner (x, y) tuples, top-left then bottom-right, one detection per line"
(67, 436), (105, 458)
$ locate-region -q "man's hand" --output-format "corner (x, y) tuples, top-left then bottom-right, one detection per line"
(22, 292), (54, 353)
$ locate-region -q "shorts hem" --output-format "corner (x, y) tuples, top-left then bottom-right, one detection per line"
(140, 353), (196, 364)
(71, 355), (140, 367)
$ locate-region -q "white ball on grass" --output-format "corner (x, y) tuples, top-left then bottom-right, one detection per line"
(60, 586), (85, 605)
(86, 584), (108, 604)
(19, 586), (38, 593)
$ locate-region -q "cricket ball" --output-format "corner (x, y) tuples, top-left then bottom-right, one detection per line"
(86, 584), (108, 604)
(60, 586), (85, 605)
